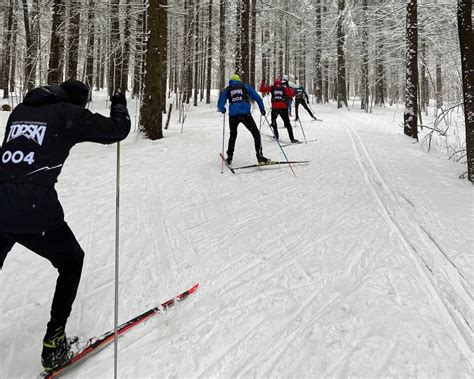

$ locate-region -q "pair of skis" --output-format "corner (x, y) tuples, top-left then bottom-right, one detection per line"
(39, 283), (199, 378)
(219, 153), (310, 174)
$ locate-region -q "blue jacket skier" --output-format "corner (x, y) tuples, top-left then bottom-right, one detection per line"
(218, 74), (269, 165)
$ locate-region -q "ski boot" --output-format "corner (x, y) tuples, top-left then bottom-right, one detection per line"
(257, 155), (273, 165)
(225, 155), (233, 165)
(290, 139), (301, 144)
(41, 326), (76, 370)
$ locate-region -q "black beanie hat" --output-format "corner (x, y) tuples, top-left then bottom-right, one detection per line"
(60, 79), (90, 107)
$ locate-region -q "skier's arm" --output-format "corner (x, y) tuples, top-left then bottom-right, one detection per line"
(284, 86), (296, 98)
(259, 80), (271, 94)
(70, 104), (131, 144)
(246, 85), (265, 113)
(217, 89), (228, 113)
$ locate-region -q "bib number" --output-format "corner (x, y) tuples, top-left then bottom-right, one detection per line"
(1, 150), (35, 165)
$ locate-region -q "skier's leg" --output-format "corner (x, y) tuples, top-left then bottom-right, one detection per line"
(13, 222), (84, 330)
(302, 100), (316, 118)
(242, 115), (263, 157)
(281, 110), (296, 141)
(0, 235), (15, 269)
(271, 109), (279, 139)
(295, 100), (300, 120)
(226, 115), (239, 160)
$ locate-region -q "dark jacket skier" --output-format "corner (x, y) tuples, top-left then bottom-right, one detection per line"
(218, 74), (269, 165)
(294, 82), (317, 121)
(0, 79), (130, 369)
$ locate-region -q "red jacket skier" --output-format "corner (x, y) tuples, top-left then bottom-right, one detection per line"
(259, 79), (299, 143)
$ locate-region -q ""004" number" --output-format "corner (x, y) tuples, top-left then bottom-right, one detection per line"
(1, 150), (35, 165)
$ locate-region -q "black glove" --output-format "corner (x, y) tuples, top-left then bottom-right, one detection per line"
(261, 109), (266, 116)
(111, 91), (127, 107)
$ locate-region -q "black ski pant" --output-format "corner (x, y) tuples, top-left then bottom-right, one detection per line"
(295, 99), (315, 120)
(227, 114), (263, 158)
(271, 108), (295, 141)
(0, 222), (84, 331)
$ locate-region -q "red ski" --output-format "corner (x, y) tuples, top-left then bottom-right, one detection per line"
(39, 283), (199, 378)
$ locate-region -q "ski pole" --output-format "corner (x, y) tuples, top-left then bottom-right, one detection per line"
(114, 141), (120, 379)
(298, 119), (308, 144)
(221, 113), (226, 174)
(307, 102), (319, 120)
(263, 115), (296, 177)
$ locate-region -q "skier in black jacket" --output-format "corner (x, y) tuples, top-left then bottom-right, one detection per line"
(0, 79), (130, 369)
(294, 82), (317, 121)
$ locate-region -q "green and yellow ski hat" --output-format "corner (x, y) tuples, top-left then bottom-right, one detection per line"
(230, 74), (241, 81)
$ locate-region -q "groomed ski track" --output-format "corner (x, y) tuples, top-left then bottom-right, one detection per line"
(0, 93), (472, 377)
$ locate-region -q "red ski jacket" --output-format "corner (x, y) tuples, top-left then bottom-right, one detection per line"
(259, 80), (295, 109)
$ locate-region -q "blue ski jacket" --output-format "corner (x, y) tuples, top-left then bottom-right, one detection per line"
(218, 80), (265, 116)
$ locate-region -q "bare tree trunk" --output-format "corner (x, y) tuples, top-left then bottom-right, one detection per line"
(95, 30), (104, 90)
(219, 0), (226, 89)
(162, 0), (168, 110)
(262, 27), (270, 83)
(375, 4), (384, 106)
(284, 18), (289, 74)
(67, 0), (80, 79)
(322, 59), (329, 103)
(272, 37), (277, 80)
(140, 0), (167, 140)
(121, 0), (132, 92)
(3, 0), (13, 97)
(404, 0), (418, 140)
(235, 0), (241, 73)
(9, 1), (17, 92)
(315, 0), (322, 103)
(206, 0), (213, 103)
(109, 0), (122, 94)
(193, 0), (200, 106)
(336, 0), (348, 108)
(249, 0), (256, 88)
(199, 35), (205, 102)
(457, 0), (474, 181)
(22, 0), (36, 91)
(278, 42), (283, 76)
(360, 0), (369, 111)
(435, 52), (443, 112)
(31, 0), (40, 84)
(48, 0), (63, 84)
(185, 0), (193, 103)
(419, 37), (429, 115)
(85, 0), (95, 90)
(132, 4), (146, 97)
(301, 34), (306, 85)
(0, 11), (5, 90)
(240, 0), (250, 82)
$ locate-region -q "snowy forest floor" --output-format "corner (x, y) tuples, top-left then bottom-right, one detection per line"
(0, 92), (473, 378)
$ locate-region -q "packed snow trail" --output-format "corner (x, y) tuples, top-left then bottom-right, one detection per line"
(0, 93), (472, 378)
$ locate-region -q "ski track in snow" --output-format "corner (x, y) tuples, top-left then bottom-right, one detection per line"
(0, 95), (473, 378)
(343, 121), (473, 355)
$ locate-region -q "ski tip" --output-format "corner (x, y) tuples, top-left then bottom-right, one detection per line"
(188, 283), (199, 294)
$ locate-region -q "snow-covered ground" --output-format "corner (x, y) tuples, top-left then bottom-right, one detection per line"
(0, 92), (473, 378)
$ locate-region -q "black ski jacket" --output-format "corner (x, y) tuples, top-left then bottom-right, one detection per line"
(0, 86), (130, 233)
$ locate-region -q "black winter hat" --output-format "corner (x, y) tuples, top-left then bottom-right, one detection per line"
(60, 79), (90, 107)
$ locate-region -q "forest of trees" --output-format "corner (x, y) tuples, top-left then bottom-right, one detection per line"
(0, 0), (472, 181)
